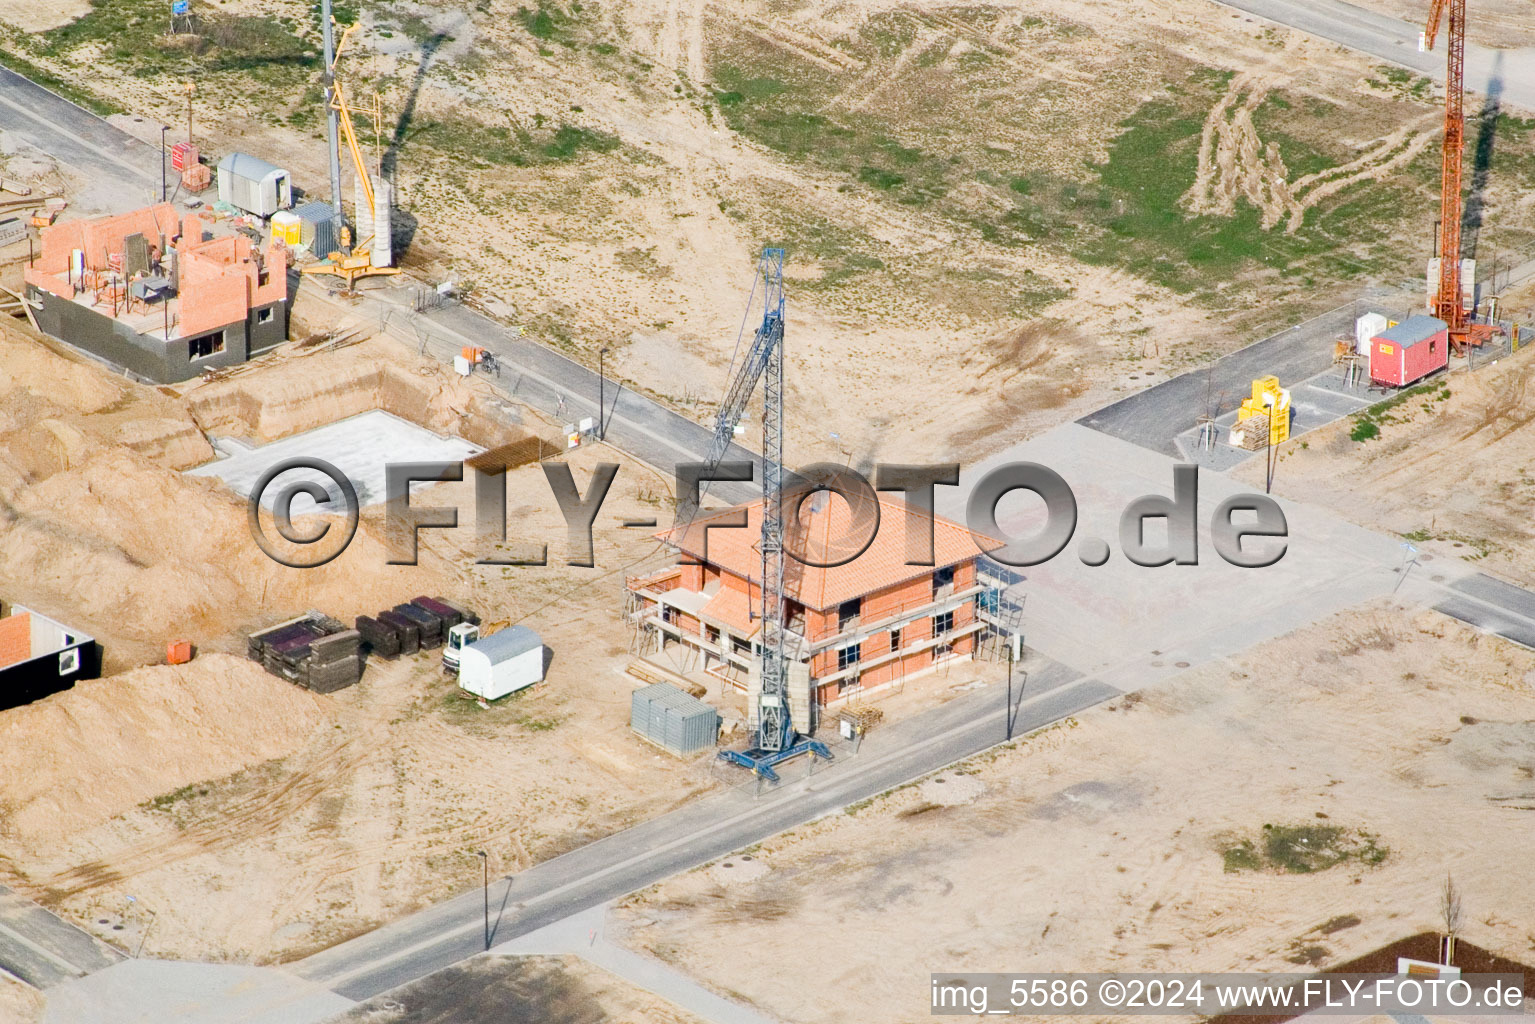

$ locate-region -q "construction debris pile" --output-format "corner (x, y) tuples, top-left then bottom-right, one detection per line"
(247, 612), (362, 693)
(354, 597), (478, 661)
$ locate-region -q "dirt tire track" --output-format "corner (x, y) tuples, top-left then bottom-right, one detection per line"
(41, 728), (378, 900)
(1187, 76), (1437, 234)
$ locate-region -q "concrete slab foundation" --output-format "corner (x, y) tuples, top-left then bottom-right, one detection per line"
(186, 409), (482, 509)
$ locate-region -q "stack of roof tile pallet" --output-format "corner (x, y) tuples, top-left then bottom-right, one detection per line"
(354, 597), (479, 661)
(247, 612), (363, 693)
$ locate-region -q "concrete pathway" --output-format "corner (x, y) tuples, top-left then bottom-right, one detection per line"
(494, 903), (781, 1024)
(39, 960), (351, 1024)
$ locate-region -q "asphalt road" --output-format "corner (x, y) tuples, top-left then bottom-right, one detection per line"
(1213, 0), (1535, 112)
(1436, 572), (1535, 650)
(1077, 299), (1372, 458)
(407, 297), (762, 507)
(0, 886), (121, 989)
(292, 661), (1111, 1000)
(0, 66), (160, 193)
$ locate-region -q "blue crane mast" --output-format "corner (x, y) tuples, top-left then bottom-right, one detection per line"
(681, 248), (832, 782)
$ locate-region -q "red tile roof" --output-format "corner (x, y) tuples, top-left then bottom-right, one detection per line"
(662, 495), (995, 612)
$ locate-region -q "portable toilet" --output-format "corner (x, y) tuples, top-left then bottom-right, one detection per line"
(457, 625), (544, 701)
(216, 153), (293, 217)
(1370, 315), (1448, 387)
(270, 210), (303, 246)
(1355, 312), (1389, 356)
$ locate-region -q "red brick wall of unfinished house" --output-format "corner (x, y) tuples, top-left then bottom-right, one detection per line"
(862, 574), (932, 624)
(806, 607), (837, 643)
(179, 253), (250, 338)
(856, 648), (936, 690)
(680, 563), (704, 590)
(953, 597), (975, 654)
(0, 613), (31, 669)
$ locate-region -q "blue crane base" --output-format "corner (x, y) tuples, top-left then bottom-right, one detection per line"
(718, 739), (834, 783)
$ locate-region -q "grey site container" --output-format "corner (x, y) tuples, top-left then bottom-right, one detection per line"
(630, 682), (719, 756)
(293, 200), (341, 257)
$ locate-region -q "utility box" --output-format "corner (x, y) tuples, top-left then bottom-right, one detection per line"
(216, 153), (293, 218)
(630, 682), (720, 755)
(458, 625), (544, 701)
(1370, 314), (1448, 387)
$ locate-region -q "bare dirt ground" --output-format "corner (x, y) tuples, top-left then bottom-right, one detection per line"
(3, 635), (715, 964)
(0, 312), (728, 962)
(0, 0), (83, 33)
(0, 655), (332, 845)
(335, 954), (707, 1024)
(0, 974), (43, 1023)
(6, 0), (1531, 467)
(615, 604), (1535, 1024)
(1240, 347), (1535, 588)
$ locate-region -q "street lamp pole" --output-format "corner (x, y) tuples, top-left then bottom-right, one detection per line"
(477, 851), (489, 951)
(160, 126), (168, 202)
(598, 346), (610, 440)
(1005, 643), (1013, 741)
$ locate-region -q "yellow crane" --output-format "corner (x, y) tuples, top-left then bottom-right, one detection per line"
(302, 21), (400, 289)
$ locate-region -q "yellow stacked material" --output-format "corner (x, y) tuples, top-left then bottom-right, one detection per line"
(1268, 405), (1290, 445)
(1235, 376), (1290, 444)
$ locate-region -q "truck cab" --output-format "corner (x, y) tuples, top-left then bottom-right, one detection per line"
(443, 622), (480, 674)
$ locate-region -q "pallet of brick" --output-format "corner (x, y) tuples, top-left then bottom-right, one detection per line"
(377, 610), (420, 655)
(265, 632), (320, 678)
(412, 597), (463, 630)
(247, 618), (313, 661)
(306, 612), (349, 635)
(406, 599), (453, 636)
(355, 615), (400, 659)
(308, 666), (362, 696)
(392, 603), (442, 649)
(306, 655), (361, 693)
(434, 598), (480, 627)
(310, 629), (362, 664)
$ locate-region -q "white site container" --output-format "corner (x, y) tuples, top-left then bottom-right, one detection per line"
(217, 153), (293, 217)
(457, 625), (544, 700)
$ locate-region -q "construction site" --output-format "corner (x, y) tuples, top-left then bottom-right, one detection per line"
(0, 0), (1532, 1022)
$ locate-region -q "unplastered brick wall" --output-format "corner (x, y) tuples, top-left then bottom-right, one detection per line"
(30, 204), (179, 277)
(0, 613), (31, 669)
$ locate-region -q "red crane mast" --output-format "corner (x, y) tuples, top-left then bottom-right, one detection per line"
(1424, 0), (1469, 351)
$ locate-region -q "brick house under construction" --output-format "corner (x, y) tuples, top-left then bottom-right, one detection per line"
(626, 495), (997, 716)
(23, 203), (288, 383)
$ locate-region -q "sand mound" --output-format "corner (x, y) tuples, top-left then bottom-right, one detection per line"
(0, 654), (331, 845)
(0, 315), (474, 669)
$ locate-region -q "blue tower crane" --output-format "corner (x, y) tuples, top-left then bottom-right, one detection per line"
(679, 248), (832, 783)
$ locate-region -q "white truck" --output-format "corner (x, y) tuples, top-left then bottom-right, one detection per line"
(442, 621), (479, 674)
